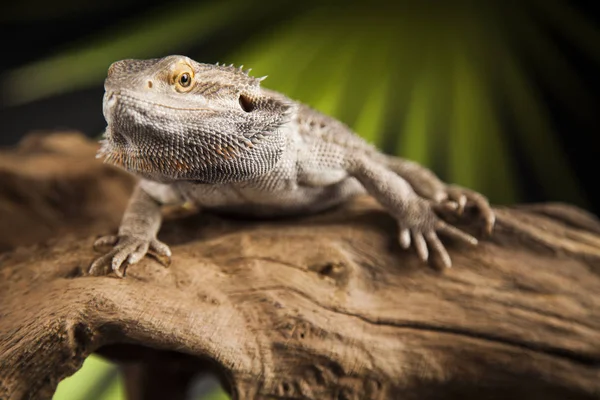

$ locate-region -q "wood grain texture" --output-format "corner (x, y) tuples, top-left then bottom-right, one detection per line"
(0, 132), (599, 400)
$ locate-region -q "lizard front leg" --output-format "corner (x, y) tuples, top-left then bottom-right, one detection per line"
(89, 183), (172, 277)
(346, 154), (480, 268)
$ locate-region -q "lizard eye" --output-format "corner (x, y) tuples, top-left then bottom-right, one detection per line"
(174, 70), (194, 92)
(239, 94), (255, 112)
(178, 73), (191, 87)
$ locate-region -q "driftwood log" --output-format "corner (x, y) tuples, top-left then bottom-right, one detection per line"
(0, 132), (599, 400)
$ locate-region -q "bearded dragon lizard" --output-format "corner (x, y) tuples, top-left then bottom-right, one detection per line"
(90, 55), (495, 277)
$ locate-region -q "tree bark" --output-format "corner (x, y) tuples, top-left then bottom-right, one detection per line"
(1, 132), (599, 400)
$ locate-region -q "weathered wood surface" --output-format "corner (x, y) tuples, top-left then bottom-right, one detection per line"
(0, 132), (599, 400)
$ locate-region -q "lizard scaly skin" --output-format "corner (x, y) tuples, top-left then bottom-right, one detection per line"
(90, 55), (495, 277)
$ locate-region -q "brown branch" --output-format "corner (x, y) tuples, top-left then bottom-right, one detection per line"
(1, 132), (599, 400)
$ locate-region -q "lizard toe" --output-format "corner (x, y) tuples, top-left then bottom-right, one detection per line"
(436, 220), (478, 246)
(127, 242), (150, 265)
(89, 252), (113, 276)
(411, 231), (429, 262)
(111, 245), (138, 278)
(93, 235), (118, 251)
(149, 238), (172, 267)
(446, 188), (467, 215)
(458, 195), (468, 213)
(432, 200), (459, 214)
(425, 231), (452, 268)
(482, 210), (496, 236)
(398, 228), (411, 249)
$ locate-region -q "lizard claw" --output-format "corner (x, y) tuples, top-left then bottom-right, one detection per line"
(399, 229), (411, 249)
(444, 185), (495, 235)
(147, 238), (172, 267)
(89, 234), (172, 278)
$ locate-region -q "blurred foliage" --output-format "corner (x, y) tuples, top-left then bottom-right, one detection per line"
(53, 355), (230, 400)
(53, 355), (124, 400)
(2, 0), (597, 399)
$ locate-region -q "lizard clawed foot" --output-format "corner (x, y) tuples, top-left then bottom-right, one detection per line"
(89, 234), (172, 278)
(397, 199), (479, 269)
(437, 185), (495, 235)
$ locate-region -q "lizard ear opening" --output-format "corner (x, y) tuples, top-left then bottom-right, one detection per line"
(239, 94), (255, 112)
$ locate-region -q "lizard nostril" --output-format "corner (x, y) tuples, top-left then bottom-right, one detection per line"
(104, 92), (117, 108)
(147, 80), (153, 89)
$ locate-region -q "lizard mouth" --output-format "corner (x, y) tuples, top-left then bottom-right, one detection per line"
(105, 91), (213, 112)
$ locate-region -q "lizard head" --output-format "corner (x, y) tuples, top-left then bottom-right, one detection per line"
(98, 55), (294, 183)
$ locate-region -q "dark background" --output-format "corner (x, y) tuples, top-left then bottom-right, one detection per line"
(1, 0), (598, 216)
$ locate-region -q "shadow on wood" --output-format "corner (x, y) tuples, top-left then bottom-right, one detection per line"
(1, 132), (599, 399)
